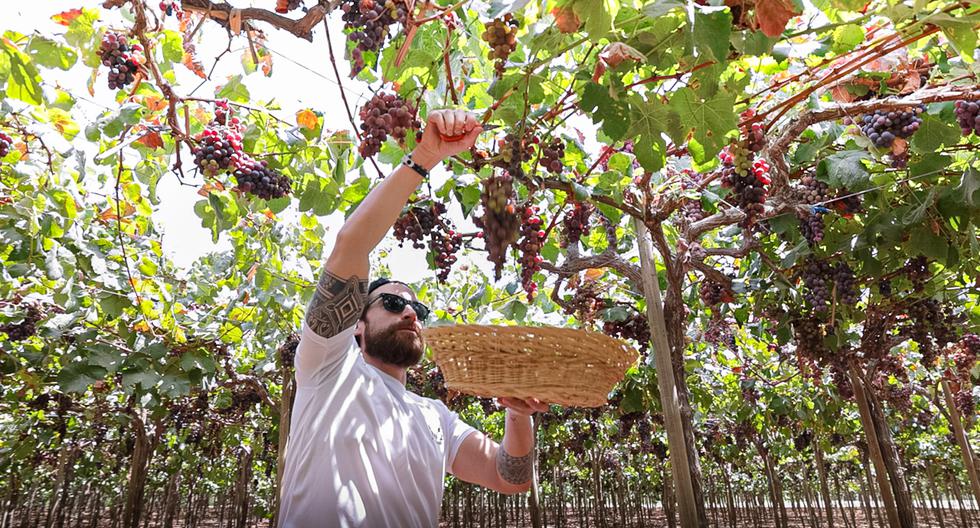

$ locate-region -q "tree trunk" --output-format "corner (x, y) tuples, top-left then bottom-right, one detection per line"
(941, 379), (980, 508)
(122, 414), (156, 528)
(814, 444), (834, 528)
(634, 220), (703, 528)
(863, 372), (916, 527)
(529, 416), (542, 528)
(272, 365), (297, 528)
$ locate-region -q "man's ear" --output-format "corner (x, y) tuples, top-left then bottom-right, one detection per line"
(354, 319), (365, 347)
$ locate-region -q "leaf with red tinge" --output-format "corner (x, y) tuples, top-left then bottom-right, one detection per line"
(137, 131), (164, 150)
(755, 0), (799, 38)
(52, 9), (83, 26)
(551, 7), (581, 33)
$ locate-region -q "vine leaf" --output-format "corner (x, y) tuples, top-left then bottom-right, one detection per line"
(668, 87), (735, 162)
(626, 94), (678, 172)
(754, 0), (800, 38)
(954, 167), (980, 207)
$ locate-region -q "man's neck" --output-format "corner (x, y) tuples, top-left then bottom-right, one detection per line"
(363, 354), (407, 384)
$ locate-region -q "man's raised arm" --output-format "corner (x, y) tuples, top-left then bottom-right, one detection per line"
(305, 110), (482, 339)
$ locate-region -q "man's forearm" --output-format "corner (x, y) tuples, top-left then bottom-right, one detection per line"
(496, 411), (534, 485)
(333, 148), (439, 259)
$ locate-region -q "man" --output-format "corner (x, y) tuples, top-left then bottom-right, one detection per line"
(278, 109), (549, 527)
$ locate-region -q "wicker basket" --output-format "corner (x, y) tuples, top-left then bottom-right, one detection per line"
(423, 324), (639, 407)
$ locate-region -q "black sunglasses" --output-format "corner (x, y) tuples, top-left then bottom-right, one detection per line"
(366, 293), (430, 321)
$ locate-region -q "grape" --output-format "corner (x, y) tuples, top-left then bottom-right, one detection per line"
(560, 200), (593, 248)
(98, 32), (142, 90)
(794, 430), (813, 452)
(746, 122), (766, 152)
(829, 191), (862, 216)
(0, 304), (42, 342)
(902, 298), (952, 367)
(357, 91), (419, 158)
(232, 156), (292, 200)
(159, 1), (181, 16)
(475, 172), (521, 280)
(799, 258), (833, 313)
(482, 15), (519, 76)
(857, 106), (924, 148)
(192, 126), (244, 176)
(431, 228), (462, 283)
(340, 0), (409, 75)
(517, 206), (546, 300)
(795, 174), (830, 204)
(720, 143), (768, 227)
(954, 100), (980, 137)
(563, 281), (607, 323)
(0, 131), (12, 160)
(603, 311), (651, 353)
(699, 280), (733, 306)
(540, 138), (565, 174)
(905, 256), (929, 292)
(832, 262), (859, 307)
(393, 202), (445, 249)
(798, 210), (824, 246)
(703, 316), (736, 351)
(950, 334), (979, 376)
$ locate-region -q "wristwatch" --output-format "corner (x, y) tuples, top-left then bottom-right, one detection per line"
(401, 154), (430, 179)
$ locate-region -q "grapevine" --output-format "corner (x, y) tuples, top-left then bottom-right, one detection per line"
(720, 143), (769, 227)
(481, 15), (519, 76)
(0, 304), (42, 342)
(603, 311), (651, 353)
(561, 200), (594, 248)
(192, 126), (244, 176)
(954, 100), (980, 137)
(340, 0), (409, 75)
(357, 92), (420, 158)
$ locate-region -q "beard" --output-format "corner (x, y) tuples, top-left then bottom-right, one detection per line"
(363, 321), (425, 368)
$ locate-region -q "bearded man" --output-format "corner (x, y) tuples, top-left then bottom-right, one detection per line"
(278, 109), (548, 528)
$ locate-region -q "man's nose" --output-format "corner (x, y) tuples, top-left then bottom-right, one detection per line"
(400, 304), (418, 323)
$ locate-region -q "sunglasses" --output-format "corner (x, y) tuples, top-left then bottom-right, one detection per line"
(366, 293), (430, 322)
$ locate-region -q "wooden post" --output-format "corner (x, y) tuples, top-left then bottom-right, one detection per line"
(529, 415), (542, 528)
(634, 219), (701, 528)
(941, 379), (980, 507)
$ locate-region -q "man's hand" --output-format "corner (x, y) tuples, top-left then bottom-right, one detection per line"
(497, 397), (549, 417)
(411, 109), (482, 170)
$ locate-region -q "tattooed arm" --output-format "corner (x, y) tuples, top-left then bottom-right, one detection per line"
(450, 399), (548, 494)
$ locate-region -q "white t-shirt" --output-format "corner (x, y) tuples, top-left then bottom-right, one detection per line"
(278, 322), (478, 528)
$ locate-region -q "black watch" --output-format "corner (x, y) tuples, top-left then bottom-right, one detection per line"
(401, 154), (430, 179)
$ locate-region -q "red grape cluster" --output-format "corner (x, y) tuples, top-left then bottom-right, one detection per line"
(540, 138), (565, 174)
(192, 126), (244, 176)
(475, 172), (521, 280)
(159, 1), (182, 16)
(340, 0), (408, 75)
(0, 131), (12, 160)
(517, 206), (546, 299)
(746, 122), (766, 152)
(98, 32), (142, 90)
(0, 304), (42, 342)
(560, 200), (593, 248)
(482, 15), (519, 76)
(955, 100), (980, 137)
(903, 298), (955, 366)
(795, 174), (830, 204)
(704, 316), (736, 351)
(947, 333), (978, 416)
(277, 334), (300, 369)
(720, 143), (769, 226)
(905, 256), (929, 292)
(699, 280), (734, 306)
(603, 311), (651, 353)
(431, 229), (462, 283)
(563, 281), (607, 323)
(393, 202), (445, 249)
(858, 106), (924, 148)
(357, 92), (419, 158)
(231, 157), (292, 200)
(496, 132), (533, 172)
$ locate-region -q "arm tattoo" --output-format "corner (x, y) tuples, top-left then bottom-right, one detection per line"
(305, 270), (368, 339)
(496, 446), (533, 485)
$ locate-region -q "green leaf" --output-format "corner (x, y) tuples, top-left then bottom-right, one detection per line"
(0, 38), (43, 105)
(831, 24), (864, 54)
(817, 150), (870, 190)
(58, 361), (108, 393)
(643, 0), (686, 19)
(908, 227), (949, 262)
(216, 75), (251, 103)
(954, 167), (980, 207)
(63, 8), (99, 50)
(569, 0), (617, 38)
(25, 36), (77, 70)
(580, 82), (630, 141)
(911, 115), (961, 153)
(668, 87), (736, 160)
(909, 153), (950, 180)
(690, 6), (732, 63)
(161, 30), (184, 63)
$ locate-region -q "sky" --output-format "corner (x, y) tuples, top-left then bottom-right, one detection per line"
(6, 1), (447, 282)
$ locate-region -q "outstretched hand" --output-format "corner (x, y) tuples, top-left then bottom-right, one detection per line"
(411, 109), (482, 169)
(497, 397), (550, 417)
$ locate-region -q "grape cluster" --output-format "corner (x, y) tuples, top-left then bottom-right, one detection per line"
(561, 200), (593, 248)
(699, 280), (733, 306)
(357, 92), (419, 158)
(793, 430), (813, 452)
(496, 133), (532, 172)
(482, 15), (519, 76)
(832, 262), (859, 307)
(955, 100), (980, 137)
(720, 144), (769, 226)
(746, 122), (766, 152)
(858, 106), (924, 148)
(800, 258), (833, 313)
(340, 0), (408, 75)
(563, 281), (607, 323)
(517, 206), (546, 299)
(950, 334), (979, 377)
(98, 32), (142, 90)
(704, 316), (736, 351)
(540, 138), (565, 174)
(603, 312), (651, 353)
(0, 304), (42, 342)
(277, 334), (300, 369)
(275, 0), (303, 13)
(159, 1), (182, 16)
(431, 229), (462, 283)
(0, 131), (12, 159)
(903, 298), (955, 367)
(192, 126), (244, 176)
(829, 191), (862, 217)
(232, 157), (291, 200)
(475, 172), (521, 280)
(393, 203), (445, 249)
(798, 210), (824, 246)
(795, 174), (830, 204)
(905, 256), (929, 292)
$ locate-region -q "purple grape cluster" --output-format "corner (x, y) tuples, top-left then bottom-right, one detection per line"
(0, 131), (12, 159)
(954, 100), (979, 137)
(232, 157), (292, 200)
(357, 92), (419, 158)
(340, 0), (408, 75)
(858, 106), (924, 148)
(98, 32), (141, 90)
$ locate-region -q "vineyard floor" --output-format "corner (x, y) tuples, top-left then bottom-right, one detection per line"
(8, 506), (980, 527)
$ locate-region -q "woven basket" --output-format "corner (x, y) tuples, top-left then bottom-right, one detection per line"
(423, 324), (639, 407)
